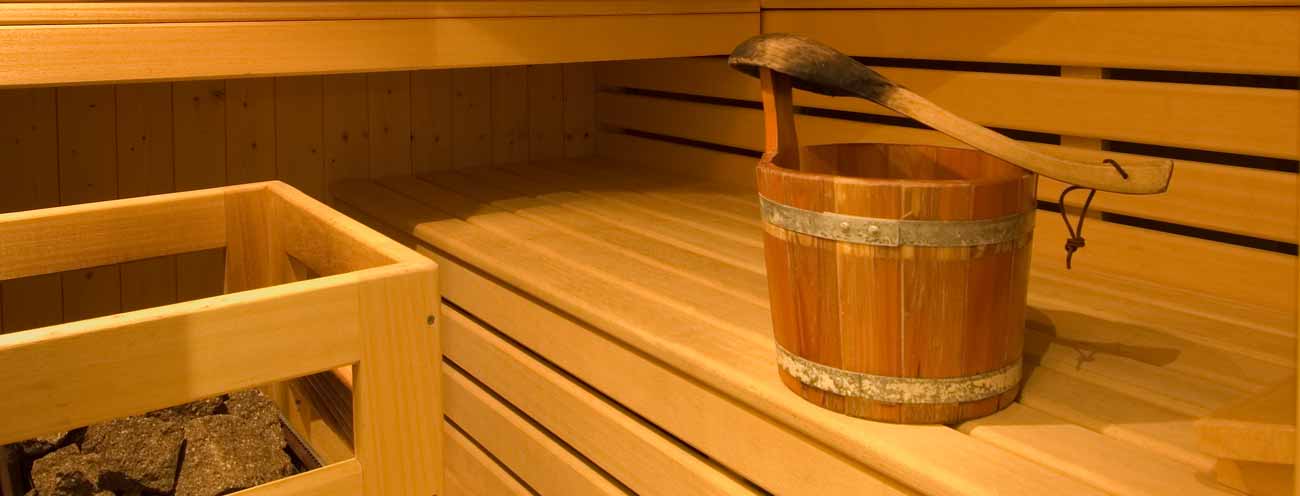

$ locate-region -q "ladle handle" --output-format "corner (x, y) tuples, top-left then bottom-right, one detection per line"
(730, 33), (1173, 195)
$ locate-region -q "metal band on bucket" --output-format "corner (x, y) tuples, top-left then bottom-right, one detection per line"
(775, 343), (1021, 404)
(759, 195), (1034, 247)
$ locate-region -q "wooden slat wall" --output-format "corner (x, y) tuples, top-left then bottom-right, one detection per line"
(0, 63), (596, 334)
(594, 6), (1300, 334)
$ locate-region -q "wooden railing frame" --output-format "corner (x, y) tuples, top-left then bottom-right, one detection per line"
(0, 181), (441, 496)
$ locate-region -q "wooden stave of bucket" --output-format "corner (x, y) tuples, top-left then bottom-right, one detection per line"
(758, 143), (1037, 424)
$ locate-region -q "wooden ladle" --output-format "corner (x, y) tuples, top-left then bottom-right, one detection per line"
(728, 33), (1173, 195)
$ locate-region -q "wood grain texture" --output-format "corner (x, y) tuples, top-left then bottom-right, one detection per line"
(1196, 377), (1296, 464)
(443, 422), (533, 496)
(410, 70), (452, 174)
(758, 144), (1032, 423)
(0, 14), (758, 87)
(763, 8), (1300, 75)
(274, 76), (326, 201)
(57, 85), (122, 323)
(441, 305), (763, 496)
(961, 403), (1236, 495)
(601, 56), (1300, 161)
(443, 363), (629, 496)
(527, 64), (565, 161)
(0, 272), (363, 444)
(366, 71), (412, 178)
(562, 63), (596, 158)
(173, 80), (228, 302)
(116, 82), (178, 315)
(323, 74), (371, 185)
(451, 68), (492, 169)
(330, 175), (1104, 496)
(226, 78), (277, 185)
(230, 459), (362, 496)
(764, 0), (1300, 5)
(597, 92), (1299, 314)
(0, 1), (760, 25)
(491, 66), (530, 165)
(598, 60), (1299, 241)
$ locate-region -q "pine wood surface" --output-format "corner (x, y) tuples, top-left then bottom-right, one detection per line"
(330, 159), (1275, 494)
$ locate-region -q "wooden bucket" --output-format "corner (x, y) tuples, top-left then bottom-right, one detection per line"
(759, 142), (1037, 424)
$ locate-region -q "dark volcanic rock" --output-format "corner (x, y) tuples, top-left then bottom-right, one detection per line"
(17, 430), (77, 458)
(81, 417), (183, 494)
(147, 396), (224, 423)
(30, 445), (102, 496)
(174, 415), (292, 496)
(224, 389), (282, 433)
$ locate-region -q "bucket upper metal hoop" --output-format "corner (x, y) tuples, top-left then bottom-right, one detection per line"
(759, 195), (1035, 247)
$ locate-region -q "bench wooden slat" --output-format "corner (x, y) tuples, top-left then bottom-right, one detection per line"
(960, 404), (1235, 495)
(1019, 365), (1216, 471)
(331, 178), (1103, 496)
(334, 198), (921, 495)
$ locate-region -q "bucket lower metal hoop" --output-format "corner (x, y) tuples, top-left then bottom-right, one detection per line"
(775, 344), (1022, 404)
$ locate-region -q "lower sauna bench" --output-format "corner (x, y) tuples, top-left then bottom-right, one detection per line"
(330, 159), (1291, 495)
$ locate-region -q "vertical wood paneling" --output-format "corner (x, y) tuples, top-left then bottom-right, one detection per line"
(57, 85), (122, 322)
(323, 74), (371, 185)
(226, 78), (278, 184)
(410, 70), (453, 174)
(452, 68), (492, 169)
(1, 67), (566, 321)
(0, 88), (61, 333)
(173, 80), (228, 301)
(275, 76), (326, 201)
(562, 63), (596, 158)
(527, 65), (565, 162)
(116, 82), (178, 312)
(368, 71), (413, 178)
(116, 84), (174, 198)
(491, 66), (529, 165)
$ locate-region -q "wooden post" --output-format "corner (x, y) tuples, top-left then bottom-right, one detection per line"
(354, 265), (442, 495)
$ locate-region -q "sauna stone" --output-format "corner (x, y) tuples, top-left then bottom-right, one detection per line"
(174, 415), (293, 496)
(224, 390), (282, 433)
(81, 417), (183, 494)
(147, 396), (225, 423)
(17, 430), (76, 458)
(30, 445), (102, 496)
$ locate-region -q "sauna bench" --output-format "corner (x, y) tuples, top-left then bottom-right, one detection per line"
(329, 160), (1292, 495)
(0, 0), (757, 87)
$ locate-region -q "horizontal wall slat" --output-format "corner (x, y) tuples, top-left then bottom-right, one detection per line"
(441, 306), (762, 496)
(442, 363), (629, 496)
(595, 135), (1298, 348)
(599, 58), (1300, 160)
(762, 9), (1300, 76)
(0, 187), (229, 280)
(0, 14), (757, 87)
(597, 65), (1298, 243)
(596, 90), (1298, 243)
(597, 92), (1297, 311)
(763, 0), (1300, 6)
(443, 421), (534, 496)
(0, 274), (363, 444)
(0, 1), (759, 25)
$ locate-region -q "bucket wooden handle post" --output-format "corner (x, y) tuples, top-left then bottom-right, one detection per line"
(729, 33), (1174, 195)
(760, 68), (801, 170)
